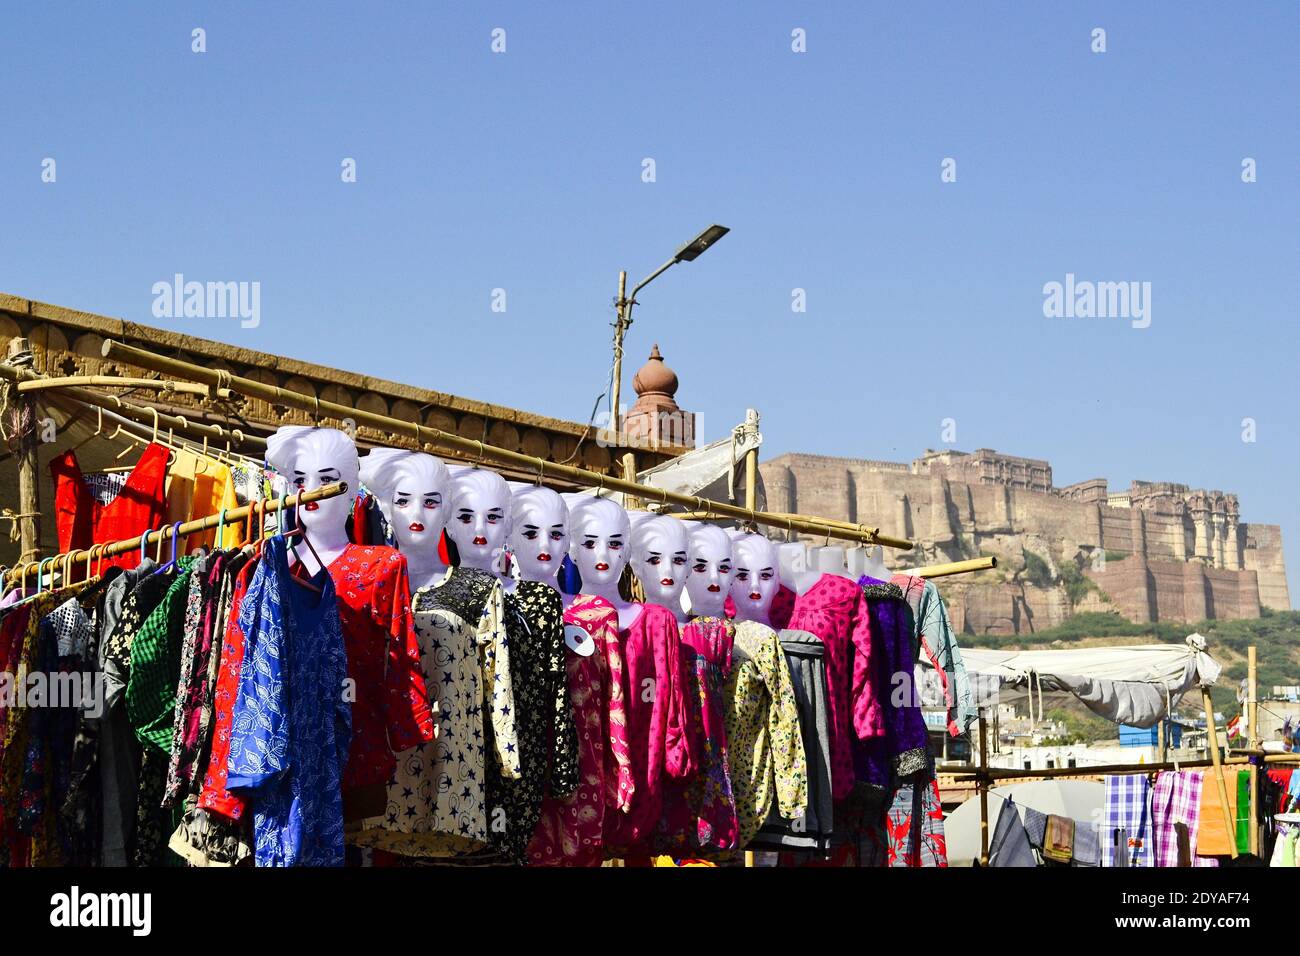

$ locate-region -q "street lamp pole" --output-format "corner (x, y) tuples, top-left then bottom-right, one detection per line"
(609, 224), (729, 437)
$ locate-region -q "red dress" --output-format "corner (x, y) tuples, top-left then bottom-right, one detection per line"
(50, 442), (169, 572)
(326, 544), (434, 789)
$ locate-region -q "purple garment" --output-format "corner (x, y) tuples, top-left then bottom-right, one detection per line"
(854, 577), (930, 788)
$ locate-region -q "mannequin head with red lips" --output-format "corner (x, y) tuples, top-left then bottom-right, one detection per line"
(729, 532), (781, 625)
(360, 449), (451, 592)
(631, 513), (689, 620)
(266, 426), (359, 571)
(509, 485), (568, 587)
(685, 524), (734, 620)
(447, 468), (511, 574)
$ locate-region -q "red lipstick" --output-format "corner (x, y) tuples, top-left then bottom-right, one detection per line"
(537, 553), (552, 562)
(660, 578), (674, 586)
(409, 522), (425, 532)
(473, 536), (487, 546)
(595, 562), (609, 572)
(304, 501), (319, 512)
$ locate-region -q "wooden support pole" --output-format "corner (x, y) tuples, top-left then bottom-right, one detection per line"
(621, 452), (639, 511)
(6, 339), (42, 564)
(1201, 686), (1239, 860)
(978, 710), (990, 865)
(744, 442), (759, 870)
(1247, 645), (1259, 855)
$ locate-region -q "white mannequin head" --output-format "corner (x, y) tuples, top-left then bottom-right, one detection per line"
(730, 532), (781, 624)
(509, 484), (568, 586)
(568, 497), (631, 598)
(448, 468), (511, 574)
(266, 426), (359, 560)
(359, 449), (451, 589)
(631, 514), (689, 615)
(685, 524), (734, 620)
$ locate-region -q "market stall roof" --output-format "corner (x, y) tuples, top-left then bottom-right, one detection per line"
(938, 635), (1221, 728)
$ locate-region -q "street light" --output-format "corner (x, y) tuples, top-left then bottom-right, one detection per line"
(610, 224), (729, 437)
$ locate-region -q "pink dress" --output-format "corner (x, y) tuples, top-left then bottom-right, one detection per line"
(603, 603), (694, 854)
(658, 615), (739, 852)
(786, 574), (884, 801)
(527, 595), (635, 867)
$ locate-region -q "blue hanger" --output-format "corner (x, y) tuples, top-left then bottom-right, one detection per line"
(139, 528), (152, 565)
(152, 521), (184, 575)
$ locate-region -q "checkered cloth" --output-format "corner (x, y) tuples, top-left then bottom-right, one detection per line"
(1151, 770), (1219, 867)
(1102, 774), (1154, 867)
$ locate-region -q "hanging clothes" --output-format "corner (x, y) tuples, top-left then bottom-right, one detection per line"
(1102, 773), (1155, 867)
(348, 566), (519, 858)
(855, 579), (929, 792)
(751, 629), (835, 852)
(1196, 768), (1250, 858)
(785, 573), (883, 803)
(50, 442), (169, 573)
(96, 560), (157, 866)
(528, 594), (635, 867)
(658, 614), (738, 853)
(603, 602), (694, 856)
(324, 544), (434, 795)
(125, 556), (198, 866)
(1151, 770), (1218, 867)
(478, 579), (579, 864)
(891, 573), (977, 737)
(722, 619), (807, 851)
(225, 536), (351, 867)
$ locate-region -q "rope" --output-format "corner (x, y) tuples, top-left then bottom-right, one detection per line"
(0, 509), (40, 544)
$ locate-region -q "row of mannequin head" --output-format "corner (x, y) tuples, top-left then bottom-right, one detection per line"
(264, 426), (785, 629)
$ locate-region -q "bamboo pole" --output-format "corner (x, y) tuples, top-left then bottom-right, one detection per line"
(943, 752), (1300, 783)
(4, 481), (348, 587)
(1247, 645), (1259, 855)
(902, 556), (998, 579)
(978, 710), (990, 865)
(17, 375), (228, 398)
(101, 339), (913, 550)
(1201, 686), (1239, 860)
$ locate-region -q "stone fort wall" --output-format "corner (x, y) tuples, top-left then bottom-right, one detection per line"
(760, 449), (1290, 635)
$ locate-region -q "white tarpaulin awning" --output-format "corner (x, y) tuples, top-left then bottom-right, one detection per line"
(946, 634), (1221, 728)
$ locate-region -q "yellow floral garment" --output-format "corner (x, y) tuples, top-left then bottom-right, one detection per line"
(348, 567), (520, 858)
(723, 620), (807, 849)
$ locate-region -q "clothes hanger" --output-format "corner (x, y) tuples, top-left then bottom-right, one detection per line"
(281, 494), (324, 593)
(152, 521), (184, 576)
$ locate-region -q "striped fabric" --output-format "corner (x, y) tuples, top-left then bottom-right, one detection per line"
(1102, 774), (1154, 867)
(1151, 771), (1218, 867)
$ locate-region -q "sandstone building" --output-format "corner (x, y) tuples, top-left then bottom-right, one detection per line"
(760, 448), (1290, 635)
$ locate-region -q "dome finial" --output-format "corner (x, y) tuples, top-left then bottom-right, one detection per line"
(633, 344), (678, 399)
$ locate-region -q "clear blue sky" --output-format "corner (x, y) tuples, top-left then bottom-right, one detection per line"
(3, 3), (1297, 604)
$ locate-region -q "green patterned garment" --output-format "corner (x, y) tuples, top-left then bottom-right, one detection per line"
(126, 556), (198, 752)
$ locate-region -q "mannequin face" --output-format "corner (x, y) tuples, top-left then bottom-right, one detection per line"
(385, 459), (450, 558)
(281, 430), (358, 545)
(510, 489), (568, 584)
(731, 535), (781, 622)
(448, 472), (510, 572)
(632, 517), (689, 608)
(685, 527), (734, 619)
(571, 504), (629, 592)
